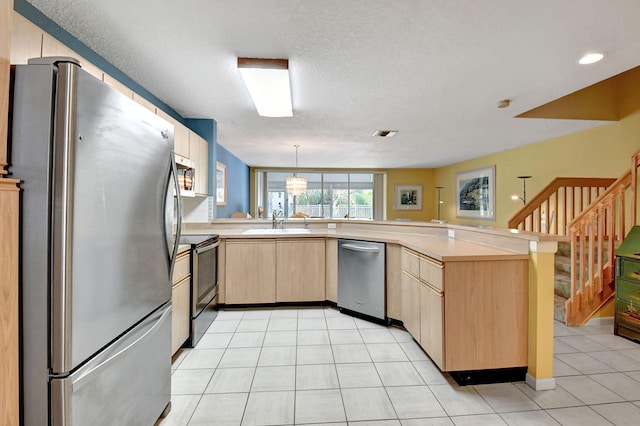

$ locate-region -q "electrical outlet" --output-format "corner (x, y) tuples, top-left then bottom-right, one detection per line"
(448, 229), (455, 238)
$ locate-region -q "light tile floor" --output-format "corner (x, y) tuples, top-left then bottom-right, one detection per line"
(158, 308), (640, 425)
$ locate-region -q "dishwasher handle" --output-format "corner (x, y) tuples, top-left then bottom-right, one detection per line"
(341, 243), (380, 253)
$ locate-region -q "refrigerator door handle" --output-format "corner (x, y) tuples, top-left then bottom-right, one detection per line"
(71, 304), (172, 392)
(165, 152), (182, 279)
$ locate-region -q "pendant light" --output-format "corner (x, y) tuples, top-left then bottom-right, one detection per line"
(286, 145), (307, 195)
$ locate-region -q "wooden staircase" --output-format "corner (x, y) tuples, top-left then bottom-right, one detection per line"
(508, 151), (640, 326)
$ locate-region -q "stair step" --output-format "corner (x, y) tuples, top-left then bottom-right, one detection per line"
(555, 255), (571, 274)
(554, 294), (567, 323)
(555, 273), (571, 299)
(557, 241), (571, 257)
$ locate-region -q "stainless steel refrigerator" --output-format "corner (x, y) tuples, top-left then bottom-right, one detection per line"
(10, 57), (182, 425)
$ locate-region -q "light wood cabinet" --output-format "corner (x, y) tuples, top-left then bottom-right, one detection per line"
(133, 93), (156, 113)
(103, 73), (133, 99)
(10, 11), (42, 65)
(385, 243), (402, 319)
(325, 238), (338, 303)
(276, 239), (325, 302)
(190, 131), (209, 196)
(171, 250), (191, 355)
(419, 282), (444, 369)
(157, 109), (189, 158)
(41, 33), (102, 79)
(0, 179), (21, 426)
(171, 277), (190, 355)
(225, 239), (276, 304)
(401, 270), (421, 338)
(443, 260), (528, 371)
(401, 247), (527, 372)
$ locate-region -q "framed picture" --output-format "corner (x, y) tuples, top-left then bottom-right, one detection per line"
(456, 165), (495, 219)
(216, 161), (227, 206)
(395, 184), (422, 210)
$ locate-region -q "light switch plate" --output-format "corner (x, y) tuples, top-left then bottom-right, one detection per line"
(448, 230), (455, 238)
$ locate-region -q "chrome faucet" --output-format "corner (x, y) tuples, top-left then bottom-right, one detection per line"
(272, 210), (284, 229)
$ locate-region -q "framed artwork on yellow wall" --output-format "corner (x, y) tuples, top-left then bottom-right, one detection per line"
(456, 165), (495, 220)
(395, 184), (422, 210)
(216, 161), (227, 206)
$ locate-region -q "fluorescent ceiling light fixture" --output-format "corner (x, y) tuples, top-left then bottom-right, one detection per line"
(578, 53), (604, 65)
(238, 58), (292, 117)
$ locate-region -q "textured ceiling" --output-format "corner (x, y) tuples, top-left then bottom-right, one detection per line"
(26, 0), (640, 168)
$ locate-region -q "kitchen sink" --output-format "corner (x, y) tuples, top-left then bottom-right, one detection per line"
(242, 228), (311, 235)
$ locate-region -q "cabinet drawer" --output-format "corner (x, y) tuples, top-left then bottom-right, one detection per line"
(172, 252), (190, 284)
(619, 258), (640, 282)
(171, 276), (191, 354)
(401, 249), (420, 276)
(617, 278), (640, 304)
(419, 257), (443, 291)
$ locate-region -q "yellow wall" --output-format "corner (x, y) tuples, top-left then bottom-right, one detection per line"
(386, 168), (436, 221)
(434, 110), (640, 226)
(591, 299), (615, 318)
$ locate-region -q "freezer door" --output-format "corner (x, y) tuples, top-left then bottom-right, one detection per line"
(51, 303), (172, 426)
(50, 63), (175, 373)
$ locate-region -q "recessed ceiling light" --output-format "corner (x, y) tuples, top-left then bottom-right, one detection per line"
(578, 53), (604, 65)
(372, 130), (398, 138)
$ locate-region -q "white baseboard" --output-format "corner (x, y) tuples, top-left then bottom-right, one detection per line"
(584, 316), (614, 327)
(526, 373), (556, 391)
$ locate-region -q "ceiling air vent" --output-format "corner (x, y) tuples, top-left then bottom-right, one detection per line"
(372, 130), (398, 138)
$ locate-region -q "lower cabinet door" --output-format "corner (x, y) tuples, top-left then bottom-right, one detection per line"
(225, 240), (276, 304)
(420, 283), (444, 370)
(172, 276), (190, 354)
(277, 239), (326, 302)
(401, 271), (421, 339)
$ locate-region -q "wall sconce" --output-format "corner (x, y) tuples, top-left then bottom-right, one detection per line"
(511, 176), (532, 204)
(435, 186), (444, 220)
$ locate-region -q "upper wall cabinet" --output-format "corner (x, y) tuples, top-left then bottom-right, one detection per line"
(132, 93), (156, 114)
(102, 73), (133, 99)
(10, 12), (42, 64)
(189, 131), (209, 196)
(41, 34), (103, 80)
(157, 109), (189, 158)
(11, 12), (207, 171)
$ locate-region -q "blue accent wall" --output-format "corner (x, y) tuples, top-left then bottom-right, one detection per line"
(216, 145), (250, 218)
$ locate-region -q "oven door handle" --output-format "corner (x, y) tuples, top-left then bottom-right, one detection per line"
(195, 240), (220, 254)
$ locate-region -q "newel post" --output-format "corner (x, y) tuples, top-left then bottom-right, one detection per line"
(526, 240), (558, 391)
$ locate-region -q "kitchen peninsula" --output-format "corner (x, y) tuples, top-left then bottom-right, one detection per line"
(183, 219), (558, 390)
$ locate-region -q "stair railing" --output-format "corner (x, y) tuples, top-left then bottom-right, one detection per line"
(507, 177), (616, 236)
(565, 150), (640, 325)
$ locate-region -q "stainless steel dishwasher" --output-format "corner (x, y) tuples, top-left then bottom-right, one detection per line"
(338, 239), (386, 320)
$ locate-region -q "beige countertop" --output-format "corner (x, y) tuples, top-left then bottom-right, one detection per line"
(192, 225), (530, 262)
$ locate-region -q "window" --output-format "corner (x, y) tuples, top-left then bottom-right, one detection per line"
(256, 171), (385, 220)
